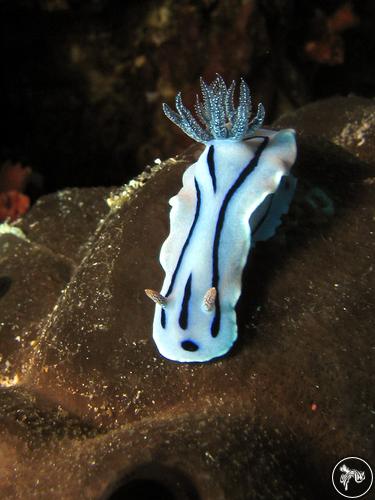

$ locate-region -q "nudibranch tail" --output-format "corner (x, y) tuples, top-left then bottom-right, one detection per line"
(162, 74), (265, 143)
(150, 75), (297, 363)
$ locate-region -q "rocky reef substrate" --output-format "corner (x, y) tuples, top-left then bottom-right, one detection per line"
(0, 97), (374, 499)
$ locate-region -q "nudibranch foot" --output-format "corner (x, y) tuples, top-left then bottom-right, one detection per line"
(147, 75), (297, 363)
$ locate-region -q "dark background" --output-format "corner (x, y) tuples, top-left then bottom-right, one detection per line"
(0, 0), (374, 194)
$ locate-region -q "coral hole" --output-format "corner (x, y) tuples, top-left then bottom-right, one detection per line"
(107, 478), (175, 500)
(104, 463), (200, 500)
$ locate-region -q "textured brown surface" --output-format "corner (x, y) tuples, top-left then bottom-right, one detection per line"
(0, 98), (374, 499)
(274, 95), (375, 166)
(17, 187), (111, 264)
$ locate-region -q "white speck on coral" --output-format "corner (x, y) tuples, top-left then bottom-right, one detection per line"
(333, 110), (375, 152)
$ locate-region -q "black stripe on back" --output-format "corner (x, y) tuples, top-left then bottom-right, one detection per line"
(210, 137), (269, 337)
(161, 308), (166, 328)
(161, 177), (201, 328)
(207, 145), (216, 193)
(179, 274), (192, 329)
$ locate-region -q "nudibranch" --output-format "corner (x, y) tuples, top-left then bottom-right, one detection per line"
(145, 75), (297, 362)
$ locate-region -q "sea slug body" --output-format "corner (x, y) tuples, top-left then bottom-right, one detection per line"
(146, 75), (297, 362)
